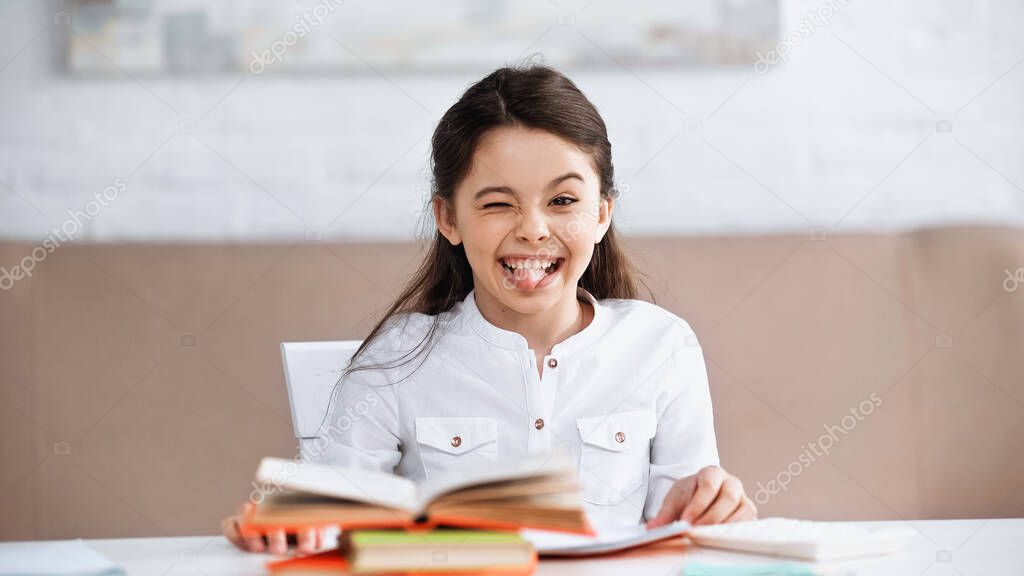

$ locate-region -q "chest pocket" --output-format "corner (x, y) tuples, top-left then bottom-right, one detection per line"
(576, 410), (657, 506)
(415, 417), (499, 479)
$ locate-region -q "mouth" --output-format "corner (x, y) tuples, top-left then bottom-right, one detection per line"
(498, 256), (565, 290)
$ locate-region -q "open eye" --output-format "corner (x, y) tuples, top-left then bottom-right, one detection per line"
(551, 196), (577, 207)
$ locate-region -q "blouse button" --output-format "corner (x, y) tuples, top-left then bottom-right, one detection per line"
(547, 358), (558, 369)
(614, 431), (626, 443)
(534, 418), (545, 430)
(451, 436), (462, 448)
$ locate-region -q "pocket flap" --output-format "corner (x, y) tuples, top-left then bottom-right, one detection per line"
(415, 417), (498, 455)
(576, 410), (656, 452)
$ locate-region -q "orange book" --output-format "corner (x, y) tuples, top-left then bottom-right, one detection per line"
(239, 455), (595, 540)
(268, 549), (349, 575)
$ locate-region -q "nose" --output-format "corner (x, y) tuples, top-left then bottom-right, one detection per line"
(515, 207), (551, 244)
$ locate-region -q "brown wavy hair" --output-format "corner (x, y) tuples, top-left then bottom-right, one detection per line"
(346, 64), (652, 376)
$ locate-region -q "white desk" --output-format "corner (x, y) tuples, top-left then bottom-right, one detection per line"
(5, 519), (1020, 575)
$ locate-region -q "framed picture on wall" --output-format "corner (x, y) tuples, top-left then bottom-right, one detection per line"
(60, 0), (780, 75)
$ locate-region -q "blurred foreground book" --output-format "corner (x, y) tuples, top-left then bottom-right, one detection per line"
(240, 454), (594, 538)
(268, 529), (536, 575)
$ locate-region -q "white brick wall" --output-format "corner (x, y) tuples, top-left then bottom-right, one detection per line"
(1, 0), (1022, 242)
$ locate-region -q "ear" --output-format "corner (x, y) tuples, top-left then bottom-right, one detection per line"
(594, 195), (614, 244)
(432, 196), (462, 246)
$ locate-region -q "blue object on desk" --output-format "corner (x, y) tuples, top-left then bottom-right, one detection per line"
(0, 538), (125, 575)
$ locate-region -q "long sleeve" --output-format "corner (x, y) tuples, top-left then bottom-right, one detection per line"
(643, 331), (720, 522)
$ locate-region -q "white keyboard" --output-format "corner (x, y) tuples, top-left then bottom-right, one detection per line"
(686, 518), (916, 561)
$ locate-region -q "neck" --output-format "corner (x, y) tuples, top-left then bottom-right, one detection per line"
(474, 287), (590, 355)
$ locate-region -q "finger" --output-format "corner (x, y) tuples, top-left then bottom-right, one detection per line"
(694, 476), (744, 526)
(322, 525), (342, 548)
(297, 527), (317, 554)
(680, 467), (725, 523)
(267, 528), (288, 555)
(646, 479), (693, 528)
(223, 513), (261, 553)
(724, 497), (758, 523)
(221, 516), (243, 550)
(232, 516), (265, 553)
(243, 531), (266, 553)
(231, 503), (266, 553)
(317, 525), (340, 550)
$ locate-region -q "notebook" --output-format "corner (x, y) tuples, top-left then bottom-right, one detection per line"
(685, 518), (916, 561)
(240, 454), (594, 538)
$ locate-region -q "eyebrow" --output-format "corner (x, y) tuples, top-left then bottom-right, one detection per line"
(473, 172), (584, 201)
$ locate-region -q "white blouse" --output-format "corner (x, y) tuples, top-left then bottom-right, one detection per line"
(311, 286), (719, 530)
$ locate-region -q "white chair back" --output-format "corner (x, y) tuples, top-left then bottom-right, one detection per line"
(280, 340), (363, 459)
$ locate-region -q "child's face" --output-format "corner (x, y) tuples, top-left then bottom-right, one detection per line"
(434, 125), (613, 316)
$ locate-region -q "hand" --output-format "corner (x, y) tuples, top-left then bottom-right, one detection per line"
(221, 502), (337, 555)
(646, 466), (757, 528)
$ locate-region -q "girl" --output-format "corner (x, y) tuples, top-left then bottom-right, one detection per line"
(224, 65), (756, 554)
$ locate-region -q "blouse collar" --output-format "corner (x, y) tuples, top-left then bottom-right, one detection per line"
(460, 286), (607, 357)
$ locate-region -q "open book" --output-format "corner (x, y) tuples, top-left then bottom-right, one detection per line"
(238, 454), (594, 537)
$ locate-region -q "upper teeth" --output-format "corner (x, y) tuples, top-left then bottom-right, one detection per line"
(503, 258), (556, 270)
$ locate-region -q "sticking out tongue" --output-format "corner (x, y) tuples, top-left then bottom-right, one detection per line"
(513, 266), (549, 289)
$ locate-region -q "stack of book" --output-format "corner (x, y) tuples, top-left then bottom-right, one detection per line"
(268, 529), (537, 575)
(240, 454), (593, 574)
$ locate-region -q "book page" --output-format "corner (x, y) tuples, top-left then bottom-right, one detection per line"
(256, 457), (418, 512)
(520, 520), (691, 556)
(415, 453), (576, 511)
